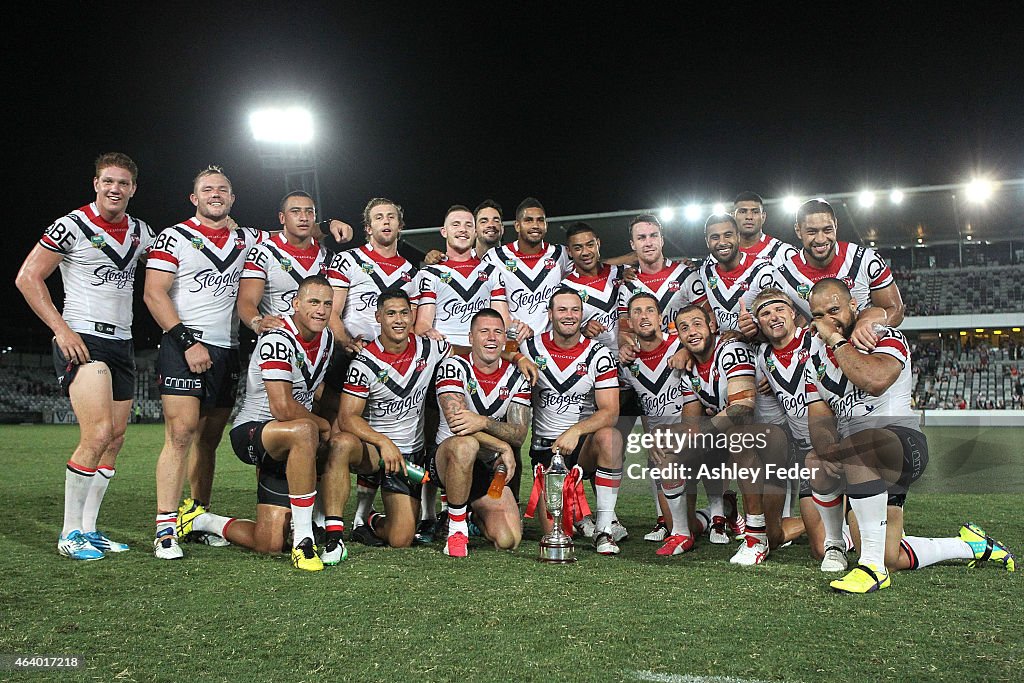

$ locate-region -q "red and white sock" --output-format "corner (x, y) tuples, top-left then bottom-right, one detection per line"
(594, 467), (622, 533)
(62, 461), (95, 536)
(325, 516), (345, 539)
(289, 490), (316, 547)
(447, 502), (469, 538)
(746, 513), (767, 544)
(901, 536), (973, 569)
(811, 485), (845, 549)
(81, 466), (114, 534)
(353, 476), (377, 527)
(155, 512), (177, 538)
(194, 512), (235, 538)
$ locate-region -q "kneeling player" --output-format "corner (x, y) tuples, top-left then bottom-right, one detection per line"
(806, 279), (1015, 594)
(433, 309), (532, 557)
(178, 276), (348, 571)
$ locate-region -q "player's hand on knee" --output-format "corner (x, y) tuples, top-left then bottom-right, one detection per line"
(56, 328), (90, 364)
(184, 343), (212, 374)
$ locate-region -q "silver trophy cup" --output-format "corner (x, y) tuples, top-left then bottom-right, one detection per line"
(538, 451), (576, 563)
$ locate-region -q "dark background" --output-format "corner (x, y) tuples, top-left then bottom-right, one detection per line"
(6, 4), (1022, 349)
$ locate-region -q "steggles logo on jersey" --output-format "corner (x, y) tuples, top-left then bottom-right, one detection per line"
(189, 268), (241, 296)
(91, 264), (136, 289)
(90, 235), (106, 249)
(190, 237), (205, 250)
(797, 284), (811, 299)
(504, 259), (518, 272)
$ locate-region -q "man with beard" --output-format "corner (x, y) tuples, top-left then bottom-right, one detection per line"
(521, 287), (623, 555)
(777, 199), (903, 351)
(732, 191), (799, 268)
(474, 199), (505, 259)
(806, 279), (1015, 593)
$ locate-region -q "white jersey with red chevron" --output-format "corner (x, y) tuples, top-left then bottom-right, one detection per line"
(241, 233), (329, 316)
(522, 332), (618, 442)
(234, 316), (334, 425)
(806, 326), (919, 439)
(741, 232), (799, 269)
(435, 354), (532, 444)
(776, 241), (894, 320)
(622, 336), (688, 428)
(700, 253), (782, 332)
(680, 336), (756, 413)
(563, 264), (625, 356)
(342, 335), (450, 453)
(414, 257), (506, 347)
(618, 260), (706, 334)
(482, 241), (571, 334)
(147, 218), (265, 348)
(40, 203), (155, 340)
(755, 327), (816, 447)
(328, 244), (417, 342)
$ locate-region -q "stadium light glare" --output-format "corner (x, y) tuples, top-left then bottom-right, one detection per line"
(975, 328), (985, 333)
(965, 178), (993, 203)
(683, 203), (703, 222)
(712, 202), (726, 215)
(782, 195), (801, 214)
(858, 190), (875, 208)
(1013, 328), (1021, 332)
(889, 189), (904, 204)
(659, 206), (675, 222)
(966, 234), (973, 241)
(917, 237), (924, 244)
(249, 106), (314, 144)
(994, 330), (1003, 335)
(959, 331), (967, 336)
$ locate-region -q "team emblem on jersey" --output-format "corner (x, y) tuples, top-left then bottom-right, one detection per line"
(797, 284), (811, 299)
(535, 356), (548, 371)
(708, 276), (718, 288)
(234, 237), (246, 250)
(401, 273), (412, 282)
(544, 258), (556, 270)
(504, 259), (518, 272)
(440, 271), (453, 283)
(467, 378), (478, 394)
(377, 369), (390, 383)
(190, 237), (205, 250)
(477, 271), (489, 282)
(293, 352), (305, 369)
(580, 290), (589, 303)
(689, 377), (701, 391)
(842, 277), (855, 290)
(630, 363), (640, 377)
(279, 258), (293, 273)
(89, 235), (106, 249)
(766, 357), (776, 372)
(798, 349), (810, 364)
(499, 386), (510, 400)
(668, 281), (681, 292)
(131, 233), (140, 247)
(576, 363), (587, 377)
(816, 364), (826, 380)
(361, 262), (375, 274)
(739, 281), (750, 291)
(415, 358), (428, 372)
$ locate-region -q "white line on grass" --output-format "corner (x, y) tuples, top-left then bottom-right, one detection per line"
(633, 671), (778, 683)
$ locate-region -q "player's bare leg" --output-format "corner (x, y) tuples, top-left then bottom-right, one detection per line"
(578, 427), (624, 554)
(188, 406), (232, 507)
(154, 394), (201, 557)
(472, 491), (522, 550)
(436, 436), (479, 556)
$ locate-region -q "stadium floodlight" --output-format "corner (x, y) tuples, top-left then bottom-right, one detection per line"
(712, 202), (726, 215)
(966, 234), (973, 241)
(249, 106), (314, 144)
(889, 189), (904, 204)
(659, 206), (675, 222)
(965, 178), (993, 203)
(782, 196), (801, 214)
(683, 203), (703, 222)
(858, 190), (875, 208)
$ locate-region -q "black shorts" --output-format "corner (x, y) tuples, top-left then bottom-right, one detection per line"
(617, 385), (642, 431)
(53, 334), (136, 401)
(529, 435), (590, 472)
(323, 343), (352, 393)
(231, 421), (328, 508)
(429, 443), (503, 504)
(884, 426), (929, 508)
(795, 446), (813, 499)
(381, 448), (428, 498)
(157, 333), (239, 408)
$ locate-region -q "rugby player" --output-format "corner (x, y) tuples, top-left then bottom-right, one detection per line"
(805, 279), (1015, 593)
(473, 199), (505, 258)
(177, 276), (346, 571)
(16, 153), (154, 559)
(521, 287), (624, 555)
(732, 191), (799, 268)
(432, 308), (532, 557)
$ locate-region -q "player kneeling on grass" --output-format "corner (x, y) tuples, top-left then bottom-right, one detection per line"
(806, 278), (1015, 594)
(432, 309), (532, 557)
(178, 276), (349, 572)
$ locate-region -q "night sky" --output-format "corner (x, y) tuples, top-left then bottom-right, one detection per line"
(7, 4), (1022, 348)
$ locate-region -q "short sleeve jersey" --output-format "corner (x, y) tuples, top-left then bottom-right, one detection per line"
(434, 355), (532, 444)
(776, 242), (894, 321)
(622, 336), (688, 428)
(741, 233), (800, 269)
(147, 218), (265, 348)
(327, 245), (417, 341)
(342, 335), (450, 453)
(699, 253), (782, 332)
(522, 332), (618, 443)
(754, 327), (816, 448)
(233, 316), (334, 425)
(414, 257), (506, 347)
(680, 337), (756, 414)
(618, 260), (707, 334)
(482, 241), (571, 334)
(40, 203), (155, 340)
(241, 233), (329, 316)
(563, 264), (625, 356)
(806, 326), (919, 439)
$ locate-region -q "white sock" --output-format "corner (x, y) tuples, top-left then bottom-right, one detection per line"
(847, 488), (888, 570)
(746, 513), (767, 543)
(812, 486), (845, 548)
(195, 512), (234, 538)
(901, 536), (974, 569)
(353, 476), (377, 527)
(62, 461), (95, 536)
(695, 508), (711, 534)
(650, 476), (662, 516)
(81, 466), (114, 533)
(312, 496), (326, 530)
(289, 491), (316, 547)
(447, 502), (469, 537)
(704, 486), (724, 518)
(662, 482), (690, 537)
(594, 468), (622, 533)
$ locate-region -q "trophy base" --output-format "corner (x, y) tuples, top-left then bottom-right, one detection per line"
(538, 537), (577, 563)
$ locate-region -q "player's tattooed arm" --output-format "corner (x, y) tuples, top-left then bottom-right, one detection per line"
(484, 402), (529, 449)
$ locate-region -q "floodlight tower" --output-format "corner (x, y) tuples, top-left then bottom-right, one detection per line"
(249, 95), (321, 211)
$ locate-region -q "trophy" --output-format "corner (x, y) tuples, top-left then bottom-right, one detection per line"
(538, 451), (576, 563)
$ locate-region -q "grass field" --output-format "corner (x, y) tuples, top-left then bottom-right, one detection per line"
(0, 424), (1021, 682)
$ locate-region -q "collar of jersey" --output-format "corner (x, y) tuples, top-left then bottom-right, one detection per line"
(272, 232), (320, 256)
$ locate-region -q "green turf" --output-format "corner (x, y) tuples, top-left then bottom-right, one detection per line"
(0, 424), (1021, 682)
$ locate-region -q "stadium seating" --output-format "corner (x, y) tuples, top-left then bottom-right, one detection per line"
(912, 342), (1024, 409)
(895, 264), (1024, 316)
